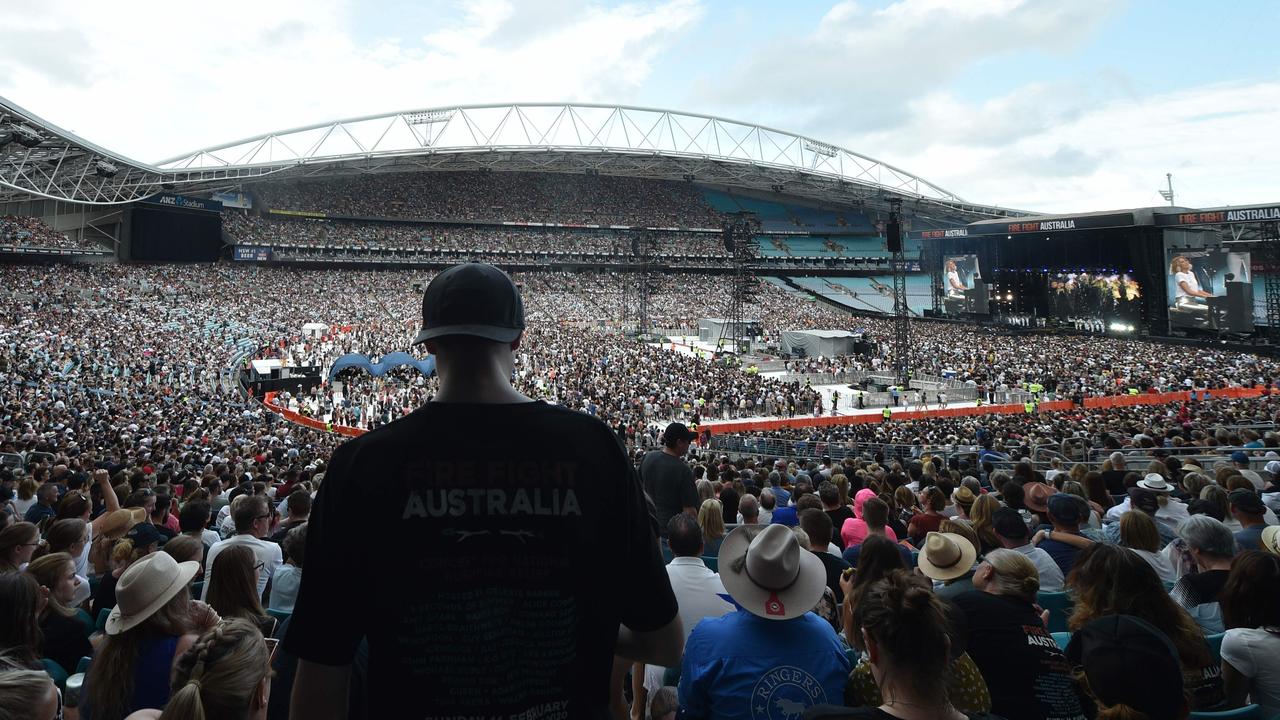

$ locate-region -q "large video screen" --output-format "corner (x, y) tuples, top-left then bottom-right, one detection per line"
(941, 254), (987, 315)
(1165, 249), (1254, 332)
(1049, 272), (1141, 320)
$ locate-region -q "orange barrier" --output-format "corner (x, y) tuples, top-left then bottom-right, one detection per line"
(262, 392), (364, 437)
(704, 400), (1074, 435)
(1081, 386), (1270, 409)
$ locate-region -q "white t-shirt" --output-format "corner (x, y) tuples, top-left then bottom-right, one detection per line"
(268, 564), (302, 613)
(1222, 627), (1280, 714)
(1175, 270), (1200, 299)
(202, 534), (283, 601)
(946, 270), (965, 296)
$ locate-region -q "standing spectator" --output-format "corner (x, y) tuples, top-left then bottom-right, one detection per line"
(1219, 550), (1280, 715)
(202, 495), (283, 602)
(679, 524), (850, 720)
(285, 264), (682, 720)
(642, 423), (700, 536)
(952, 549), (1085, 720)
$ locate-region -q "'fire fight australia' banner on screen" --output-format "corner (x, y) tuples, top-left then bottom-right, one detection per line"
(1164, 247), (1255, 332)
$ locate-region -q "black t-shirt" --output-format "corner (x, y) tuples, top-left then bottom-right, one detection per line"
(40, 611), (92, 676)
(639, 450), (697, 537)
(1172, 569), (1230, 607)
(825, 507), (855, 548)
(1100, 470), (1128, 496)
(284, 401), (677, 720)
(811, 549), (850, 604)
(951, 591), (1086, 720)
(719, 487), (740, 526)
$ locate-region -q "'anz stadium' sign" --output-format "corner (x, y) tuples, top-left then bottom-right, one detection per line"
(140, 193), (222, 213)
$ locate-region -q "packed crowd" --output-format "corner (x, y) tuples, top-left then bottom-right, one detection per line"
(0, 215), (100, 251)
(223, 214), (731, 259)
(251, 171), (726, 227)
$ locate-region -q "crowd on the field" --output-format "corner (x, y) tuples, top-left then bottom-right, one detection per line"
(251, 171), (726, 227)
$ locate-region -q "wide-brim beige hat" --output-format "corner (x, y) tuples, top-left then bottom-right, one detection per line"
(106, 552), (199, 635)
(1262, 526), (1280, 557)
(917, 532), (978, 582)
(718, 524), (826, 621)
(99, 508), (148, 539)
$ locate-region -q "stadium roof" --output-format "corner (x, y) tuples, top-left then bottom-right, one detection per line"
(2, 97), (1023, 221)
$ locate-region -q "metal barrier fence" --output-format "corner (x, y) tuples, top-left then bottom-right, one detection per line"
(705, 435), (984, 465)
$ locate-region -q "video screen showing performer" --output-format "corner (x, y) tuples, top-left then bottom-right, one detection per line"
(1166, 249), (1253, 332)
(1049, 272), (1141, 320)
(941, 255), (985, 315)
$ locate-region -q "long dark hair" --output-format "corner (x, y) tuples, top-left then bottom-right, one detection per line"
(1220, 551), (1280, 631)
(0, 572), (43, 668)
(207, 545), (265, 622)
(1067, 544), (1208, 667)
(844, 534), (907, 649)
(854, 569), (953, 707)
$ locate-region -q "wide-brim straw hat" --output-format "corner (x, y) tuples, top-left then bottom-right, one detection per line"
(99, 508), (148, 539)
(105, 552), (199, 635)
(917, 532), (978, 582)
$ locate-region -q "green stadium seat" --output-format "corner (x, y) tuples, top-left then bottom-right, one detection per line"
(95, 607), (110, 633)
(1205, 632), (1225, 665)
(267, 608), (292, 623)
(1037, 591), (1072, 633)
(41, 658), (69, 689)
(1051, 631), (1071, 651)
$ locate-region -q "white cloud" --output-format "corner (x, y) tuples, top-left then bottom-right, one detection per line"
(845, 80), (1280, 213)
(0, 0), (703, 161)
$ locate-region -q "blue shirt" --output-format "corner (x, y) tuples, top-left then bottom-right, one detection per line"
(770, 507), (799, 527)
(771, 486), (791, 507)
(679, 610), (851, 720)
(24, 502), (54, 525)
(1235, 525), (1266, 552)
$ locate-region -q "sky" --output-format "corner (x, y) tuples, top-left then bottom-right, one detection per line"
(2, 0), (1278, 213)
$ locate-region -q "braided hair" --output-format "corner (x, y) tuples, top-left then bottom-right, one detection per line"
(161, 618), (270, 720)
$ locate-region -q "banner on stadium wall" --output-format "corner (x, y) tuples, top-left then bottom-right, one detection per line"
(234, 246), (271, 261)
(267, 209), (327, 219)
(966, 212), (1135, 236)
(211, 191), (252, 209)
(140, 193), (222, 213)
(1154, 205), (1280, 226)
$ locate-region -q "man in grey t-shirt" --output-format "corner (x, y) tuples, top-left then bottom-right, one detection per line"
(640, 422), (699, 536)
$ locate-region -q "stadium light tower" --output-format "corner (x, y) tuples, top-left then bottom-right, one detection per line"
(887, 197), (911, 385)
(1159, 173), (1175, 206)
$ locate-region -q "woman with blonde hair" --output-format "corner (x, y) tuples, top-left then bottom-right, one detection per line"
(139, 618), (273, 720)
(967, 494), (1002, 555)
(94, 522), (163, 616)
(952, 549), (1085, 719)
(27, 552), (94, 674)
(697, 499), (726, 557)
(0, 653), (61, 720)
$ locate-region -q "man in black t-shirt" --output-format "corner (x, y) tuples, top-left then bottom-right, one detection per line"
(286, 263), (683, 720)
(639, 423), (698, 537)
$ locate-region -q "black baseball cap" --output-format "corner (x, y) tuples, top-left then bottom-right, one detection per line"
(662, 422), (698, 444)
(126, 521), (162, 548)
(1066, 615), (1184, 718)
(992, 506), (1029, 539)
(1229, 488), (1265, 515)
(413, 263), (525, 345)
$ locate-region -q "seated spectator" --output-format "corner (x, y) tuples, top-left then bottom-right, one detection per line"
(679, 524), (850, 719)
(0, 572), (43, 668)
(83, 552), (216, 720)
(23, 483), (58, 526)
(0, 521), (39, 573)
(1219, 550), (1280, 715)
(207, 545), (275, 638)
(842, 499), (912, 568)
(1033, 493), (1094, 576)
(1117, 510), (1177, 584)
(26, 552), (93, 675)
(1066, 614), (1191, 720)
(952, 549), (1085, 720)
(0, 654), (61, 720)
(951, 485), (977, 520)
(737, 494), (761, 525)
(1169, 515), (1238, 633)
(641, 514), (733, 713)
(1229, 488), (1271, 551)
(818, 482), (853, 548)
(162, 535), (206, 581)
(932, 520), (983, 598)
(178, 500), (219, 549)
(698, 499), (726, 558)
(816, 570), (995, 720)
(800, 509), (850, 603)
(907, 487), (946, 544)
(991, 507), (1064, 592)
(966, 495), (1002, 555)
(840, 535), (908, 649)
(840, 489), (898, 548)
(917, 531), (979, 600)
(268, 523), (306, 613)
(269, 491), (310, 545)
(649, 686), (678, 720)
(203, 495), (283, 602)
(95, 522), (163, 616)
(757, 488), (776, 524)
(89, 509), (147, 577)
(1066, 543), (1225, 710)
(125, 618), (272, 720)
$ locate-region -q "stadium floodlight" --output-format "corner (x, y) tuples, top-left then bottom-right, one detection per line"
(803, 139), (838, 158)
(1158, 173), (1175, 206)
(405, 110), (454, 125)
(94, 160), (119, 178)
(10, 124), (43, 148)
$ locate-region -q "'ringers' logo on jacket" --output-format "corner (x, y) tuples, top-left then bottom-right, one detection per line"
(751, 666), (826, 720)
